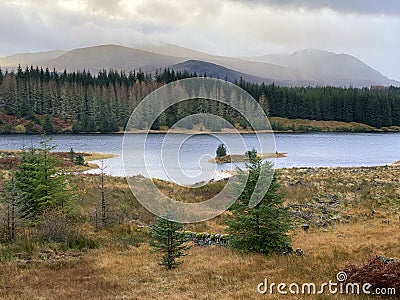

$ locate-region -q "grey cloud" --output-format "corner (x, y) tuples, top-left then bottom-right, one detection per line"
(230, 0), (400, 15)
(84, 0), (123, 16)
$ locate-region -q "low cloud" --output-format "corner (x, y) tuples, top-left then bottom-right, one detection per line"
(231, 0), (400, 15)
(1, 0), (399, 80)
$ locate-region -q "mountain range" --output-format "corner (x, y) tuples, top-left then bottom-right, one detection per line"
(0, 44), (398, 87)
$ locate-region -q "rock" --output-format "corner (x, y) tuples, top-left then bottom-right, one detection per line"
(378, 256), (397, 264)
(301, 223), (310, 232)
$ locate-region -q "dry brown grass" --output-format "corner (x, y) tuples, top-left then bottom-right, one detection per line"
(1, 218), (398, 299)
(0, 257), (121, 299)
(1, 165), (399, 299)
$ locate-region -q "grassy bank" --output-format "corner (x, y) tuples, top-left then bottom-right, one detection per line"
(0, 150), (115, 172)
(269, 116), (400, 132)
(2, 113), (400, 134)
(0, 164), (399, 299)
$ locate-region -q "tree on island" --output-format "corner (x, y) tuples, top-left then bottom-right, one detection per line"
(216, 143), (227, 158)
(245, 148), (258, 162)
(226, 153), (291, 254)
(149, 215), (190, 269)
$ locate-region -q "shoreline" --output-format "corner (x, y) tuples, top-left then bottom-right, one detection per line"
(0, 150), (116, 172)
(87, 162), (400, 181)
(1, 129), (400, 135)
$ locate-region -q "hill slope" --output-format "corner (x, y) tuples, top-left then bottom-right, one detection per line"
(171, 60), (273, 84)
(0, 50), (66, 68)
(1, 45), (399, 87)
(245, 49), (399, 87)
(46, 44), (184, 72)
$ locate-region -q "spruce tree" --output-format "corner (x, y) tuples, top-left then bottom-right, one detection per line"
(226, 156), (291, 254)
(42, 114), (54, 134)
(15, 138), (69, 221)
(245, 148), (258, 162)
(216, 143), (227, 158)
(69, 147), (75, 162)
(149, 216), (190, 269)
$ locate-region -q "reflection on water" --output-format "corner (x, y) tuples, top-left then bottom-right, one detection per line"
(0, 132), (399, 184)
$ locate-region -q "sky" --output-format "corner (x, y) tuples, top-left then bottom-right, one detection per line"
(1, 0), (400, 80)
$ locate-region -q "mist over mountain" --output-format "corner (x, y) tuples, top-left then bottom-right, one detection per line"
(45, 45), (183, 74)
(244, 49), (400, 87)
(0, 50), (66, 68)
(171, 60), (273, 84)
(0, 44), (398, 87)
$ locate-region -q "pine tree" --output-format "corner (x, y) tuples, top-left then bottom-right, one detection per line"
(15, 138), (69, 221)
(226, 157), (291, 254)
(69, 147), (75, 162)
(258, 92), (269, 116)
(216, 143), (227, 158)
(149, 216), (190, 269)
(245, 148), (258, 162)
(42, 114), (54, 134)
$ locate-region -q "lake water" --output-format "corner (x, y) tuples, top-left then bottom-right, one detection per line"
(0, 133), (399, 184)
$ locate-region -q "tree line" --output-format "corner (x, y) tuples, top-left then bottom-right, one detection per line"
(236, 79), (400, 128)
(0, 66), (399, 133)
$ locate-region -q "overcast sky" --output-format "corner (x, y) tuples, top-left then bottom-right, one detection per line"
(1, 0), (400, 80)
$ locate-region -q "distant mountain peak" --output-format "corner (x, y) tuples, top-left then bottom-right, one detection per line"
(0, 44), (398, 87)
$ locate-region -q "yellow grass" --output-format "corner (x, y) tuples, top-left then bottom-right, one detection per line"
(1, 219), (398, 299)
(84, 152), (116, 162)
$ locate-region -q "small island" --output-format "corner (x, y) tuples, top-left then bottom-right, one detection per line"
(210, 143), (287, 164)
(210, 152), (287, 164)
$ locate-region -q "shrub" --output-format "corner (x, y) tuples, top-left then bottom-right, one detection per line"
(343, 256), (400, 292)
(75, 154), (86, 166)
(66, 233), (98, 250)
(36, 210), (72, 243)
(14, 124), (26, 133)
